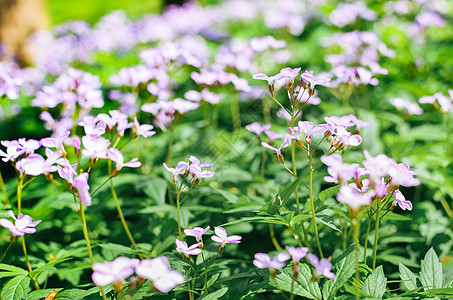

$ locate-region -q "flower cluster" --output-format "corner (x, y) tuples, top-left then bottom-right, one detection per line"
(322, 151), (420, 213)
(177, 226), (241, 257)
(253, 246), (335, 281)
(163, 156), (214, 185)
(92, 256), (184, 293)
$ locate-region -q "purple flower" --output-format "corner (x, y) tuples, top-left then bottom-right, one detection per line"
(337, 185), (374, 211)
(211, 226), (242, 249)
(253, 252), (290, 269)
(163, 161), (189, 183)
(390, 98), (423, 115)
(286, 246), (309, 263)
(275, 67), (301, 82)
(184, 226), (210, 243)
(81, 135), (110, 159)
(16, 149), (62, 176)
(300, 70), (331, 89)
(321, 154), (360, 185)
(175, 239), (202, 256)
(0, 210), (41, 237)
(388, 162), (420, 189)
(307, 254), (336, 280)
(92, 256), (139, 286)
(135, 257), (185, 293)
(40, 131), (71, 156)
(261, 137), (291, 162)
(133, 117), (156, 138)
(363, 150), (396, 182)
(245, 122), (271, 137)
(106, 148), (141, 176)
(393, 190), (412, 211)
(73, 173), (91, 206)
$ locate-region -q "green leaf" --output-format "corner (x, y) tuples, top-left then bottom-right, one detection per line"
(274, 264), (321, 299)
(316, 215), (340, 232)
(362, 265), (387, 298)
(327, 252), (355, 300)
(0, 264), (28, 279)
(381, 212), (412, 221)
(260, 180), (298, 215)
(419, 247), (442, 290)
(399, 263), (417, 291)
(317, 185), (340, 202)
(27, 289), (59, 300)
(142, 176), (168, 205)
(214, 188), (239, 203)
(198, 287), (228, 300)
(1, 275), (31, 300)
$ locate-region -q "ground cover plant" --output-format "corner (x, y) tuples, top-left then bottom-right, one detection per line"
(0, 0), (453, 299)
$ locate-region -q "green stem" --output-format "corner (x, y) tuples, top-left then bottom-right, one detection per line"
(78, 197), (107, 300)
(177, 191), (182, 240)
(309, 156), (323, 258)
(166, 125), (174, 165)
(352, 215), (361, 300)
(446, 113), (451, 161)
(0, 169), (10, 207)
(261, 152), (267, 193)
(269, 224), (282, 250)
(0, 238), (15, 263)
(291, 142), (301, 215)
(231, 93), (241, 131)
(90, 176), (113, 197)
(21, 236), (40, 290)
(363, 214), (372, 265)
(110, 179), (138, 250)
(372, 199), (382, 269)
(17, 176), (24, 214)
(289, 275), (295, 300)
(201, 251), (208, 293)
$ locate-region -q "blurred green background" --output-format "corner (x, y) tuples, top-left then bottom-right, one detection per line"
(46, 0), (164, 25)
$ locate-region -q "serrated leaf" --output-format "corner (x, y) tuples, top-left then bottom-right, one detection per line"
(327, 252), (355, 300)
(0, 263), (28, 279)
(362, 265), (387, 298)
(1, 275), (30, 300)
(399, 263), (417, 291)
(198, 287), (228, 299)
(419, 247), (442, 290)
(274, 264), (321, 299)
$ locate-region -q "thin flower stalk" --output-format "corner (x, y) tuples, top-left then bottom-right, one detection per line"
(372, 198), (382, 269)
(108, 160), (138, 251)
(309, 155), (323, 258)
(0, 238), (15, 263)
(76, 194), (107, 300)
(352, 215), (361, 300)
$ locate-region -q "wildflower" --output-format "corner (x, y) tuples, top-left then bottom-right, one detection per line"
(300, 70), (331, 90)
(0, 210), (41, 237)
(92, 256), (139, 286)
(321, 154), (359, 185)
(105, 148), (141, 176)
(307, 254), (336, 280)
(286, 246), (309, 263)
(15, 150), (60, 177)
(261, 137), (291, 163)
(175, 239), (202, 256)
(163, 161), (189, 183)
(253, 252), (290, 269)
(40, 131), (71, 157)
(133, 117), (156, 138)
(337, 185), (374, 213)
(388, 162), (420, 189)
(252, 73), (277, 93)
(390, 98), (423, 115)
(245, 122), (271, 137)
(135, 257), (185, 293)
(73, 173), (91, 206)
(211, 226), (242, 251)
(393, 190), (413, 211)
(184, 226), (210, 245)
(81, 135), (110, 160)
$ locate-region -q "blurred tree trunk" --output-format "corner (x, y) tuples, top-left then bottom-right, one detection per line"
(0, 0), (49, 65)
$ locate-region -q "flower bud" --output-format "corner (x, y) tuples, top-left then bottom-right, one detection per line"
(295, 138), (303, 148)
(277, 153), (284, 163)
(73, 137), (81, 156)
(112, 167), (121, 177)
(309, 87), (315, 96)
(305, 135), (312, 144)
(45, 173), (54, 182)
(324, 130), (332, 138)
(299, 78), (309, 90)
